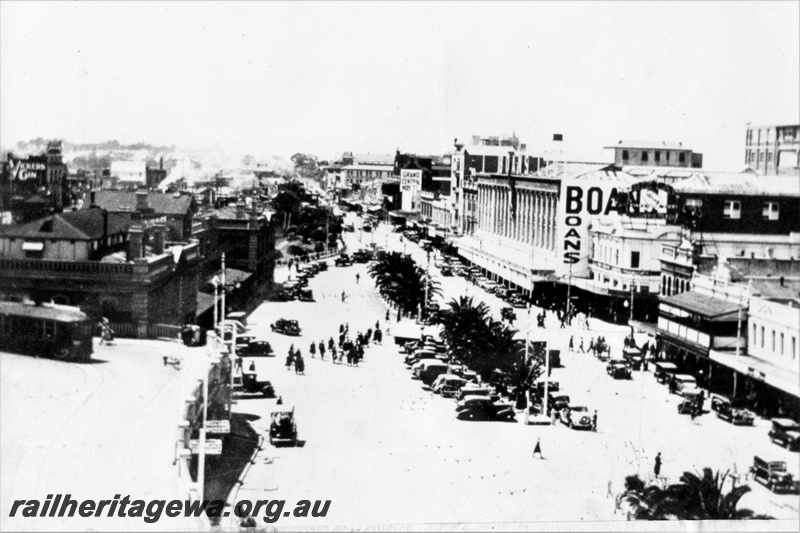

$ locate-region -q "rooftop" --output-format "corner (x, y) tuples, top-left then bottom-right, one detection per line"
(0, 209), (129, 240)
(672, 173), (800, 197)
(662, 291), (746, 320)
(605, 140), (689, 151)
(88, 190), (195, 216)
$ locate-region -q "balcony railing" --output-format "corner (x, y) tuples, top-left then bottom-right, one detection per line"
(658, 317), (711, 348)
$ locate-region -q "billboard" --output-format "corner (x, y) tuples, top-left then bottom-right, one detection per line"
(400, 169), (422, 192)
(555, 178), (623, 277)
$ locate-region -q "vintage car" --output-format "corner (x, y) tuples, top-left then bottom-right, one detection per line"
(750, 456), (800, 493)
(457, 385), (500, 402)
(237, 372), (275, 398)
(270, 319), (301, 336)
(622, 347), (643, 370)
(334, 254), (353, 267)
(768, 418), (800, 451)
(404, 348), (441, 366)
(654, 362), (679, 384)
(416, 361), (451, 385)
(560, 405), (593, 430)
(440, 266), (453, 277)
(606, 358), (632, 379)
(712, 396), (755, 425)
(673, 374), (699, 396)
(352, 250), (371, 263)
(455, 396), (516, 421)
(548, 392), (571, 414)
(235, 334), (257, 349)
(677, 388), (704, 415)
(508, 294), (528, 308)
(431, 374), (468, 397)
(298, 287), (314, 302)
(239, 340), (274, 358)
(269, 405), (298, 446)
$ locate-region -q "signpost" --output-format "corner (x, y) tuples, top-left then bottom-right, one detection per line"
(189, 438), (223, 455)
(205, 419), (231, 434)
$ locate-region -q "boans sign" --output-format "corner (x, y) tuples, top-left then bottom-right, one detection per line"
(555, 179), (621, 277)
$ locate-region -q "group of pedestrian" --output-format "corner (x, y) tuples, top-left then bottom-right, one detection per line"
(536, 310), (547, 328)
(285, 344), (306, 375)
(304, 320), (384, 368)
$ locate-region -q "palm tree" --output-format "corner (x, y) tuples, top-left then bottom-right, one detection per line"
(620, 469), (772, 521)
(437, 296), (492, 365)
(368, 252), (440, 316)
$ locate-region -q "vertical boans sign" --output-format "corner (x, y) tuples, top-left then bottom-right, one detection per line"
(555, 178), (621, 277)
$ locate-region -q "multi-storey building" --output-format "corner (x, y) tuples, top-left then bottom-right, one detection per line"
(88, 189), (197, 242)
(0, 207), (203, 337)
(604, 140), (703, 168)
(745, 123), (800, 176)
(110, 160), (147, 187)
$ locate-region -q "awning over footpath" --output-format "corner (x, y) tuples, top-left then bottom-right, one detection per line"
(661, 291), (746, 321)
(709, 350), (799, 398)
(196, 292), (216, 316)
(204, 268), (253, 289)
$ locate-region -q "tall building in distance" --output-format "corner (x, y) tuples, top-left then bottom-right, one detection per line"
(745, 123), (800, 176)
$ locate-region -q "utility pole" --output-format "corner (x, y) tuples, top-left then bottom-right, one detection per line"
(212, 276), (220, 334)
(565, 261), (573, 326)
(197, 374), (208, 502)
(630, 277), (635, 323)
(220, 253), (227, 323)
(524, 302), (531, 425)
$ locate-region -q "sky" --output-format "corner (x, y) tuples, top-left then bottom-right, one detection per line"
(1, 1), (798, 169)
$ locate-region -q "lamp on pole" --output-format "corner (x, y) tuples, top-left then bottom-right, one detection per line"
(565, 261), (573, 326)
(220, 253), (227, 323)
(211, 275), (220, 339)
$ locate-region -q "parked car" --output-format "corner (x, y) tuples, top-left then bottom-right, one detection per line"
(622, 347), (643, 370)
(768, 418), (800, 451)
(413, 360), (450, 385)
(352, 250), (370, 263)
(548, 392), (571, 414)
(750, 456), (800, 493)
(298, 288), (314, 302)
(654, 362), (679, 384)
(712, 396), (755, 425)
(677, 389), (703, 415)
(560, 405), (593, 429)
(431, 374), (468, 397)
(269, 405), (297, 446)
(404, 348), (440, 366)
(455, 396), (516, 421)
(335, 254), (352, 267)
(236, 371), (275, 398)
(239, 340), (274, 357)
(606, 359), (632, 380)
(271, 319), (301, 336)
(457, 385), (499, 402)
(508, 294), (528, 308)
(440, 266), (453, 277)
(673, 374), (699, 396)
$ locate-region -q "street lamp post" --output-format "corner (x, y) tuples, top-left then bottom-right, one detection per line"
(220, 253), (227, 323)
(565, 261), (573, 326)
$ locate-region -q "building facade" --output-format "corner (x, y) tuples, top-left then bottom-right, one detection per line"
(745, 123), (800, 176)
(604, 140), (702, 168)
(1, 141), (68, 223)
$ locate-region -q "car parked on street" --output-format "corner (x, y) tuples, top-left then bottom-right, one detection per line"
(606, 358), (632, 379)
(560, 405), (593, 429)
(431, 374), (468, 397)
(769, 418), (800, 451)
(712, 395), (755, 425)
(673, 374), (699, 396)
(750, 456), (800, 492)
(239, 340), (274, 357)
(455, 396), (516, 421)
(271, 319), (301, 336)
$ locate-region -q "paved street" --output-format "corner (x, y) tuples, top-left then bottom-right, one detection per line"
(228, 216), (799, 527)
(0, 339), (208, 532)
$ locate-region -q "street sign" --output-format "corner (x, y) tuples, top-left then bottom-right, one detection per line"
(205, 419), (230, 434)
(189, 439), (223, 455)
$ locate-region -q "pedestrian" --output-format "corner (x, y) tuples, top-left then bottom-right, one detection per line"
(248, 361), (256, 372)
(385, 309), (390, 322)
(341, 290), (346, 302)
(579, 338), (585, 353)
(285, 352), (294, 371)
(346, 350), (353, 366)
(592, 410), (598, 432)
(375, 320), (380, 331)
(698, 390), (705, 413)
(295, 353), (305, 375)
(356, 273), (360, 284)
(339, 324), (345, 334)
(568, 336), (574, 352)
(588, 338), (595, 354)
(339, 333), (345, 347)
(309, 342), (316, 358)
(328, 337), (335, 351)
(374, 328), (382, 344)
(366, 328), (373, 344)
(654, 452), (662, 478)
(357, 344), (364, 365)
(397, 308), (401, 322)
(331, 345), (338, 363)
(533, 437), (543, 459)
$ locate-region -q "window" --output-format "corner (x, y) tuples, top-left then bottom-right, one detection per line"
(631, 251), (640, 269)
(679, 153), (686, 163)
(723, 200), (741, 219)
(781, 333), (784, 355)
(761, 326), (765, 348)
(615, 249), (619, 265)
(641, 151), (649, 162)
(752, 323), (757, 345)
(664, 151), (670, 163)
(763, 202), (779, 220)
(654, 152), (661, 163)
(772, 330), (776, 352)
(622, 150), (629, 160)
(793, 336), (797, 360)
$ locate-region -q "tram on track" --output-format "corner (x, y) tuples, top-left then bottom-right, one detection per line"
(0, 301), (94, 362)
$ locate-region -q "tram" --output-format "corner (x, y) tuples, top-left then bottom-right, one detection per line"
(0, 301), (94, 362)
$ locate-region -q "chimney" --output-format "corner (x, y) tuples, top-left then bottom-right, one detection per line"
(136, 190), (150, 212)
(89, 190), (98, 208)
(102, 209), (108, 243)
(780, 276), (785, 287)
(152, 224), (165, 255)
(160, 157), (163, 171)
(127, 225), (145, 260)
